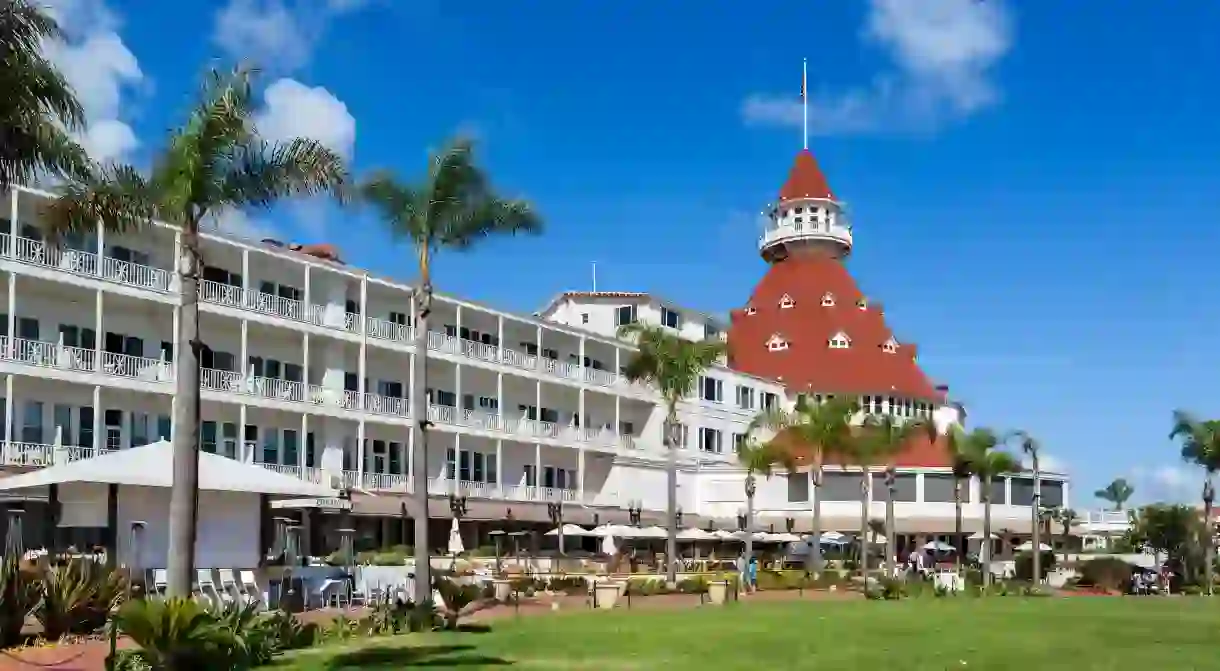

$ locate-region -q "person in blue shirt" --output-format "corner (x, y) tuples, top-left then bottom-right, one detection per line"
(747, 555), (759, 591)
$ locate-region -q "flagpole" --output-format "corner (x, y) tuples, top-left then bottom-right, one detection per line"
(802, 58), (809, 150)
(591, 262), (597, 292)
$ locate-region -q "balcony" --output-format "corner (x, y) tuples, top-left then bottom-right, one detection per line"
(1, 234), (173, 293)
(0, 336), (173, 385)
(336, 470), (595, 504)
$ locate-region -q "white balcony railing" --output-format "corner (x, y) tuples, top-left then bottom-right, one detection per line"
(100, 352), (172, 382)
(2, 235), (172, 292)
(0, 441), (54, 466)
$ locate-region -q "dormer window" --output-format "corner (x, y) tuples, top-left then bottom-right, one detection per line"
(828, 332), (851, 349)
(857, 298), (868, 311)
(779, 294), (795, 309)
(766, 334), (789, 352)
(821, 292), (835, 307)
(744, 306), (757, 316)
(882, 338), (899, 354)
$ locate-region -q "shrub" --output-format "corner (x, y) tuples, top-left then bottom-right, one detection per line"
(546, 576), (588, 595)
(38, 560), (127, 639)
(113, 598), (242, 670)
(676, 577), (708, 594)
(0, 555), (41, 647)
(1076, 557), (1138, 592)
(1013, 551), (1057, 582)
(434, 577), (490, 630)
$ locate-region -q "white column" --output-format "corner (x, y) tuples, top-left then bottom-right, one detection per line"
(6, 273), (15, 358)
(614, 396), (620, 439)
(301, 334), (310, 398)
(238, 404), (248, 462)
(357, 276), (367, 402)
(239, 320), (248, 379)
(91, 385), (101, 453)
(1004, 476), (1013, 507)
(497, 315), (504, 350)
(299, 414), (307, 469)
(456, 303), (463, 340)
(534, 442), (541, 489)
(407, 352), (415, 478)
(3, 375), (13, 444)
(915, 472), (925, 503)
(577, 387), (586, 500)
(495, 439), (503, 490)
(241, 248), (250, 293)
(96, 217), (105, 263)
(94, 289), (103, 371)
(7, 188), (17, 259)
(303, 266), (311, 306)
(356, 420), (366, 479)
(495, 372), (503, 418)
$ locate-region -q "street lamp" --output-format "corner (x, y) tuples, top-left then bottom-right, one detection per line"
(628, 500), (642, 526)
(547, 500), (565, 555)
(449, 493), (468, 519)
(785, 517), (795, 534)
(736, 510), (747, 532)
(674, 507), (683, 529)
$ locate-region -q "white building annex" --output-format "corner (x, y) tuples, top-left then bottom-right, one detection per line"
(0, 144), (1069, 560)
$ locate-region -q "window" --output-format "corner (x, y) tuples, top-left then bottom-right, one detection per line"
(581, 313), (589, 324)
(704, 323), (721, 340)
(79, 407), (94, 448)
(736, 385), (755, 410)
(669, 423), (689, 449)
(201, 421), (217, 453)
(766, 334), (788, 352)
(821, 292), (835, 307)
(779, 294), (795, 309)
(857, 298), (868, 310)
(541, 348), (559, 361)
(222, 422), (238, 459)
(829, 332), (851, 349)
(22, 401), (43, 444)
(59, 324), (97, 350)
(761, 392), (779, 412)
(262, 428), (279, 465)
(345, 299), (360, 315)
(882, 338), (898, 354)
(389, 311), (412, 328)
(863, 395), (883, 415)
(389, 440), (403, 475)
(16, 317), (38, 341)
(700, 376), (723, 403)
(130, 413), (150, 447)
(733, 433), (748, 453)
(453, 451), (497, 483)
(744, 306), (757, 316)
(615, 305), (637, 326)
(699, 427), (723, 454)
(661, 307), (681, 329)
(523, 463), (535, 486)
(543, 466), (577, 490)
(104, 410), (122, 450)
(283, 429), (298, 467)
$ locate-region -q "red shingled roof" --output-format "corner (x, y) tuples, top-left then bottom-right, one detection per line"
(778, 149), (835, 202)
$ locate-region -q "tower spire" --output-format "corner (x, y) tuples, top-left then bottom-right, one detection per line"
(801, 58), (808, 150)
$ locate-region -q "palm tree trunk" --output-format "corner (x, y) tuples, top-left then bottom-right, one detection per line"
(166, 228), (203, 597)
(410, 262), (433, 604)
(664, 407), (679, 586)
(982, 493), (993, 589)
(1204, 476), (1215, 596)
(811, 468), (823, 576)
(858, 469), (869, 577)
(1031, 463), (1041, 583)
(885, 486), (896, 579)
(954, 478), (964, 572)
(745, 483), (755, 592)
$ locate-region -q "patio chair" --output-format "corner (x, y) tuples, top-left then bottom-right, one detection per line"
(216, 569), (238, 604)
(151, 568), (168, 595)
(328, 580), (350, 609)
(239, 570), (262, 607)
(196, 569), (221, 608)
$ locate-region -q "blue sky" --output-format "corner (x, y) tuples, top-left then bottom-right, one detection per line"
(43, 0), (1220, 507)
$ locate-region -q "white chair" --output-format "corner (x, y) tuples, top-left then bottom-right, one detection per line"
(196, 569), (221, 608)
(328, 580), (350, 609)
(151, 568), (168, 595)
(239, 570), (262, 606)
(216, 569), (238, 604)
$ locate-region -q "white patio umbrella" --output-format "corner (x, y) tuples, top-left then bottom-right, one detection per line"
(968, 531), (998, 540)
(1015, 541), (1052, 552)
(819, 531), (847, 542)
(713, 529), (738, 540)
(601, 534), (618, 556)
(589, 524), (632, 537)
(729, 530), (767, 542)
(922, 540), (956, 552)
(447, 517), (465, 555)
(545, 523), (591, 537)
(634, 526), (669, 539)
(764, 532), (802, 543)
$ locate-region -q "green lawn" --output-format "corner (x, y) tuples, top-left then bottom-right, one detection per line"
(278, 598), (1220, 670)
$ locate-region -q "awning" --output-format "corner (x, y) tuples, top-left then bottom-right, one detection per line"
(0, 441), (338, 498)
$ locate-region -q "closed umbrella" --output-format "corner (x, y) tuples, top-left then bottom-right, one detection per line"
(447, 517), (465, 555)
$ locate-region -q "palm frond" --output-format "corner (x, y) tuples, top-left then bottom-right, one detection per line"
(222, 138), (348, 210)
(616, 323), (727, 403)
(0, 2), (84, 129)
(358, 171), (422, 240)
(40, 164), (156, 240)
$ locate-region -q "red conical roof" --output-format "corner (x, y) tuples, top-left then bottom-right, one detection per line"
(727, 252), (951, 468)
(779, 149), (835, 202)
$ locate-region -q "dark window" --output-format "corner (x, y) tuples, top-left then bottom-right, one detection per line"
(871, 473), (918, 502)
(923, 474), (958, 503)
(787, 473), (809, 502)
(615, 305), (637, 326)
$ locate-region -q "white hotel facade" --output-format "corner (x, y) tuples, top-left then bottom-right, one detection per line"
(0, 182), (1068, 556)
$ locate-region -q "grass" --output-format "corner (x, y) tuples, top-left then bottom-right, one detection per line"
(276, 598), (1220, 670)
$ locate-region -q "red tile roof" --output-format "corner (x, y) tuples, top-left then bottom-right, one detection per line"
(778, 149), (836, 202)
(728, 250), (952, 467)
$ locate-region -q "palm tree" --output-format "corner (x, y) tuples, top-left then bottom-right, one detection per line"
(835, 415), (895, 579)
(1094, 478), (1135, 511)
(749, 396), (855, 576)
(1007, 430), (1044, 583)
(41, 67), (348, 596)
(1169, 410), (1220, 596)
(358, 137), (541, 602)
(618, 323), (726, 585)
(0, 0), (92, 189)
(1053, 507), (1079, 555)
(962, 429), (1020, 588)
(914, 420), (973, 570)
(858, 414), (920, 577)
(735, 436), (796, 576)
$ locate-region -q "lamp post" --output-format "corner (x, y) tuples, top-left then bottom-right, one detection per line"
(283, 523), (301, 610)
(736, 510), (747, 532)
(547, 500), (565, 555)
(674, 507), (683, 529)
(628, 500), (642, 527)
(107, 521), (144, 671)
(449, 493), (468, 518)
(785, 517), (795, 534)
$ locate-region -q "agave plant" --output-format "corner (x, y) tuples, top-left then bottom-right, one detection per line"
(112, 598), (238, 670)
(0, 555), (40, 647)
(38, 560), (127, 639)
(434, 578), (491, 631)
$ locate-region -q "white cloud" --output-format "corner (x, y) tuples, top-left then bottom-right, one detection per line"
(742, 0), (1013, 136)
(255, 78), (356, 160)
(205, 208), (280, 242)
(212, 0), (367, 73)
(40, 0), (144, 163)
(1131, 464), (1202, 504)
